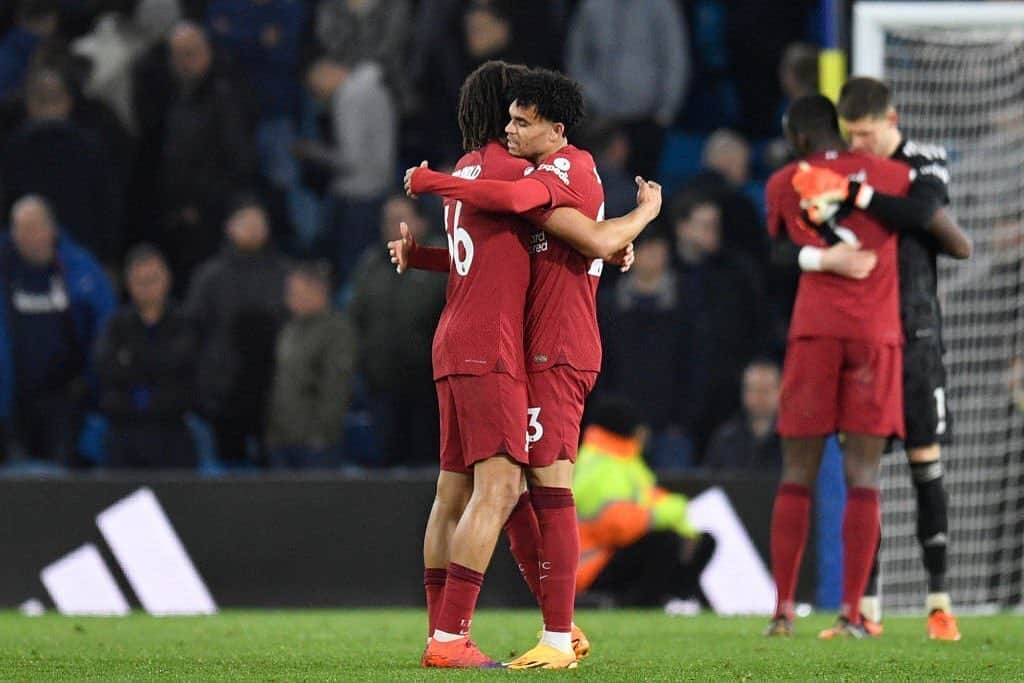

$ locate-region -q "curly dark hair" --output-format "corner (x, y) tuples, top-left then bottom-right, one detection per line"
(457, 60), (527, 152)
(509, 68), (585, 136)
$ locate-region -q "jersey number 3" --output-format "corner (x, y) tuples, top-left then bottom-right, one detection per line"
(445, 201), (474, 276)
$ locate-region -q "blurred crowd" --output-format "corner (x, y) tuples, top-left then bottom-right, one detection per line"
(0, 0), (825, 472)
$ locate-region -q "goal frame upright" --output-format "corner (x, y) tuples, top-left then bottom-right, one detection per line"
(853, 2), (1024, 78)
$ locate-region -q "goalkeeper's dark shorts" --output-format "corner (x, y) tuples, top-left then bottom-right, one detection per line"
(903, 338), (952, 449)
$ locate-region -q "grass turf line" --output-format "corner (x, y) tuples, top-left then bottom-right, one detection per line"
(0, 609), (1021, 681)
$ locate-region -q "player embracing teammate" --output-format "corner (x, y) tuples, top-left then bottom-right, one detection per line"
(767, 90), (971, 639)
(394, 62), (660, 668)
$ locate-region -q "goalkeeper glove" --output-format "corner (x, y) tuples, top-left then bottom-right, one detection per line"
(792, 162), (874, 225)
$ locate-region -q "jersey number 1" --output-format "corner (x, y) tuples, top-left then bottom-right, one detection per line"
(445, 201), (474, 276)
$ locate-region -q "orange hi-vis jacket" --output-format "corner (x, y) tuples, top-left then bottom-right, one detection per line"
(573, 426), (698, 593)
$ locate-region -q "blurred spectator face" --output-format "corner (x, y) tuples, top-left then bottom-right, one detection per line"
(306, 59), (347, 102)
(127, 256), (171, 311)
(25, 70), (72, 121)
(226, 206), (269, 252)
(286, 273), (328, 317)
(465, 7), (511, 60)
(704, 130), (751, 186)
(676, 202), (722, 257)
(742, 363), (780, 422)
(842, 111), (899, 158)
(17, 0), (58, 35)
(170, 24), (212, 84)
(11, 198), (57, 265)
(381, 196), (424, 242)
(634, 236), (669, 280)
(779, 43), (819, 101)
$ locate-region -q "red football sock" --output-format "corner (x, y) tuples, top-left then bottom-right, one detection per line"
(841, 487), (881, 624)
(530, 486), (579, 633)
(424, 567), (447, 637)
(435, 562), (484, 636)
(771, 482), (812, 620)
(504, 492), (542, 606)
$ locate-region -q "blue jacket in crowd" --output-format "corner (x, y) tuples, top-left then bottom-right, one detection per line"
(0, 26), (42, 100)
(0, 232), (116, 422)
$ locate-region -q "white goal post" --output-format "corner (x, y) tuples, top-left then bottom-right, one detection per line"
(854, 2), (1024, 77)
(851, 1), (1024, 613)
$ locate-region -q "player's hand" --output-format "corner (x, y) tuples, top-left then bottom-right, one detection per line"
(404, 161), (428, 199)
(387, 221), (416, 274)
(635, 176), (662, 213)
(820, 241), (877, 280)
(792, 162), (849, 224)
(606, 242), (634, 272)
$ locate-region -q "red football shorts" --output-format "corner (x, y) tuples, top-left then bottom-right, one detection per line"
(435, 373), (529, 474)
(779, 337), (904, 439)
(527, 366), (599, 467)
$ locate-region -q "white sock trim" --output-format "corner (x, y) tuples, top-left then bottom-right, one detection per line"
(432, 629), (463, 643)
(859, 595), (882, 623)
(540, 629), (573, 654)
(926, 592), (952, 614)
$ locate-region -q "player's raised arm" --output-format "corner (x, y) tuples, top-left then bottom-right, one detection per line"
(541, 177), (662, 259)
(407, 163), (552, 214)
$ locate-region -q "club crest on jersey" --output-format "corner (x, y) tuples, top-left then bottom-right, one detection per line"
(530, 231), (548, 253)
(452, 164), (481, 180)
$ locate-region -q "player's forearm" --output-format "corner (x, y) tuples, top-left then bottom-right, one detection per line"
(543, 203), (656, 259)
(927, 207), (973, 259)
(597, 203), (660, 253)
(862, 190), (939, 233)
(408, 244), (450, 272)
(411, 169), (550, 214)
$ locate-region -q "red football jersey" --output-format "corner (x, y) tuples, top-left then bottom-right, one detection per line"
(431, 141), (534, 379)
(522, 144), (606, 373)
(766, 149), (913, 345)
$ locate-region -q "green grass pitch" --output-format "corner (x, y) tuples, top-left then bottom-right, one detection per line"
(1, 609), (1021, 681)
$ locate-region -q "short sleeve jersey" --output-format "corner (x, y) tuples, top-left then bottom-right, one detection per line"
(431, 141), (534, 380)
(766, 149), (913, 345)
(893, 139), (951, 341)
(521, 144), (606, 373)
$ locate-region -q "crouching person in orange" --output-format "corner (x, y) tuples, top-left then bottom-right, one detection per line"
(573, 396), (716, 609)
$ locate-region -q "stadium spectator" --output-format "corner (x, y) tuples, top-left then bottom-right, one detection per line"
(314, 0), (410, 103)
(348, 195), (445, 466)
(779, 42), (819, 105)
(682, 129), (767, 264)
(266, 261), (355, 469)
(0, 195), (115, 465)
(185, 197), (289, 466)
(598, 224), (700, 469)
(726, 0), (817, 139)
(206, 0), (307, 212)
(158, 21), (256, 282)
(672, 195), (769, 455)
(576, 120), (636, 228)
(0, 0), (58, 101)
(566, 0), (689, 179)
(704, 358), (782, 472)
(95, 244), (198, 469)
(574, 396), (716, 608)
(0, 68), (121, 262)
(71, 0), (182, 134)
(297, 56), (395, 286)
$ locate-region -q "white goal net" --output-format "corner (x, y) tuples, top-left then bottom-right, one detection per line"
(854, 4), (1024, 613)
